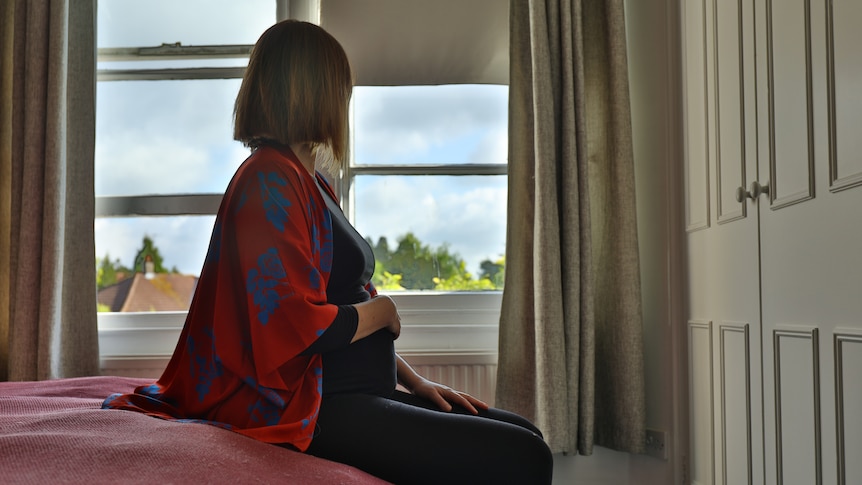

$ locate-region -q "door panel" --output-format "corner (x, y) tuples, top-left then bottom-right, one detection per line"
(684, 0), (762, 483)
(765, 0), (815, 209)
(718, 323), (753, 484)
(713, 0), (748, 223)
(758, 0), (862, 484)
(689, 320), (715, 485)
(683, 0), (711, 232)
(828, 0), (862, 190)
(682, 4), (716, 479)
(771, 328), (822, 485)
(834, 333), (862, 484)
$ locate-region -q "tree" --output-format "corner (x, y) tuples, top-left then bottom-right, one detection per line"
(433, 261), (497, 291)
(371, 261), (406, 291)
(479, 256), (505, 288)
(96, 254), (131, 290)
(133, 235), (172, 274)
(368, 232), (504, 291)
(368, 236), (392, 266)
(96, 235), (176, 291)
(373, 232), (467, 290)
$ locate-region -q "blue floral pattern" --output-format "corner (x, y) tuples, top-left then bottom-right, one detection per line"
(307, 193), (334, 273)
(138, 383), (165, 398)
(236, 182), (249, 212)
(187, 329), (224, 402)
(301, 366), (324, 430)
(243, 376), (286, 426)
(258, 172), (291, 231)
(246, 248), (292, 325)
(101, 152), (340, 450)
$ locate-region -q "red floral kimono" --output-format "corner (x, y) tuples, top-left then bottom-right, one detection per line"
(103, 145), (345, 451)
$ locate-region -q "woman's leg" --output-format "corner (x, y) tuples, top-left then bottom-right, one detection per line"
(387, 389), (545, 437)
(306, 393), (553, 485)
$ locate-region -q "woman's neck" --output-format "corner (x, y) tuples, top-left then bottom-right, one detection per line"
(289, 143), (316, 174)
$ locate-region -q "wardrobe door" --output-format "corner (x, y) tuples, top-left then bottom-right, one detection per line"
(682, 2), (716, 482)
(756, 0), (862, 484)
(683, 0), (761, 483)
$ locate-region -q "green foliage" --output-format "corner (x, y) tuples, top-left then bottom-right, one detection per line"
(133, 235), (171, 274)
(371, 261), (406, 291)
(96, 235), (175, 291)
(479, 256), (506, 288)
(433, 267), (498, 291)
(96, 253), (131, 290)
(97, 233), (505, 293)
(369, 233), (505, 291)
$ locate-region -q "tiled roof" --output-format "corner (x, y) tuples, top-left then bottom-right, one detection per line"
(97, 273), (198, 312)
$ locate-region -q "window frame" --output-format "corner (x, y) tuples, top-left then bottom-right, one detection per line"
(94, 4), (505, 362)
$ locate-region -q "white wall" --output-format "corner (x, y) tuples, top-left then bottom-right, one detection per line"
(552, 0), (683, 483)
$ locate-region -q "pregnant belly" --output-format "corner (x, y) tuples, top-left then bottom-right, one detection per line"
(321, 329), (397, 397)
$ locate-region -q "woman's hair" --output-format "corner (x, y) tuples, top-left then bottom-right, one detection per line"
(234, 20), (353, 166)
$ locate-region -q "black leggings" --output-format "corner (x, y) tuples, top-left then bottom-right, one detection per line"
(304, 390), (553, 485)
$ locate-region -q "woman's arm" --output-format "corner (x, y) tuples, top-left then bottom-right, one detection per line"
(396, 354), (489, 415)
(352, 295), (401, 342)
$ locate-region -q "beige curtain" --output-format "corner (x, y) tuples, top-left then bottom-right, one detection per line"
(497, 0), (645, 455)
(0, 0), (99, 381)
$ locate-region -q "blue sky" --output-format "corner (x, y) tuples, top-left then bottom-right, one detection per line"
(94, 1), (508, 279)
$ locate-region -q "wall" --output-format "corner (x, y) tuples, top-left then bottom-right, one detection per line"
(94, 1), (684, 481)
(552, 0), (683, 483)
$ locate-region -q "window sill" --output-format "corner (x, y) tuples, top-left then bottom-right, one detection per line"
(97, 291), (502, 361)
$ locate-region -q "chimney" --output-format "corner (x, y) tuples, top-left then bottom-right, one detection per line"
(144, 255), (155, 280)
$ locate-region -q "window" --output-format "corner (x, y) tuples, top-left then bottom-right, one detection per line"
(348, 85), (508, 292)
(94, 2), (506, 358)
(95, 1), (273, 312)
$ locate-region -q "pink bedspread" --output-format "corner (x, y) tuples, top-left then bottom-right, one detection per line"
(0, 375), (389, 484)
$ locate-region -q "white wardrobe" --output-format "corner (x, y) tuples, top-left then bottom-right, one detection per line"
(681, 0), (862, 483)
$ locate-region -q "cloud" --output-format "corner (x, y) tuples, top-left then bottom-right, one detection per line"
(97, 0), (275, 48)
(95, 79), (248, 195)
(352, 85), (508, 165)
(353, 176), (507, 275)
(469, 127), (508, 164)
(95, 216), (216, 275)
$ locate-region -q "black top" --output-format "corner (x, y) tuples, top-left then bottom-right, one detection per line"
(301, 179), (397, 397)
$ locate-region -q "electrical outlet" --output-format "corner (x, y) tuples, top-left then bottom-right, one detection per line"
(645, 429), (668, 460)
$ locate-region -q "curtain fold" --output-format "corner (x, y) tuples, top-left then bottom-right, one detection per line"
(497, 0), (645, 455)
(0, 0), (99, 381)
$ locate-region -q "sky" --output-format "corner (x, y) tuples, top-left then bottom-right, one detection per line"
(94, 1), (508, 279)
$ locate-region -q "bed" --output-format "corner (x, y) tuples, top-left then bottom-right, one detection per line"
(0, 375), (390, 484)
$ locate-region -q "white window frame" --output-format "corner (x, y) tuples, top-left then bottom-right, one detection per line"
(94, 3), (504, 365)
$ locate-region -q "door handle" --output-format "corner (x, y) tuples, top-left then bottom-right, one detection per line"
(735, 181), (770, 202)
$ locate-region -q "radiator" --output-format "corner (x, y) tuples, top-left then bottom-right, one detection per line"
(101, 353), (498, 405)
(401, 352), (498, 406)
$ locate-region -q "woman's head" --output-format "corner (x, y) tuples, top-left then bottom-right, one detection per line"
(234, 20), (352, 166)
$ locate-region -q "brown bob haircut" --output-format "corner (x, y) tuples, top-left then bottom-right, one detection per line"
(233, 20), (353, 161)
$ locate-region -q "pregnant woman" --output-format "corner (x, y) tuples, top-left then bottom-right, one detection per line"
(102, 19), (553, 485)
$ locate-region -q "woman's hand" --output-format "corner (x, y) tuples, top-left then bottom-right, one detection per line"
(410, 378), (490, 415)
(353, 295), (401, 342)
(397, 354), (488, 414)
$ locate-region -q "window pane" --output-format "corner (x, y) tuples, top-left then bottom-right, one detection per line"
(353, 175), (507, 291)
(96, 79), (249, 196)
(97, 0), (275, 48)
(352, 85), (508, 165)
(95, 216), (215, 312)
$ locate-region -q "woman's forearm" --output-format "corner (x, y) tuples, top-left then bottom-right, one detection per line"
(351, 295), (401, 343)
(396, 353), (423, 391)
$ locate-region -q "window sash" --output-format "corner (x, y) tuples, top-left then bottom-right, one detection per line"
(94, 46), (506, 289)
